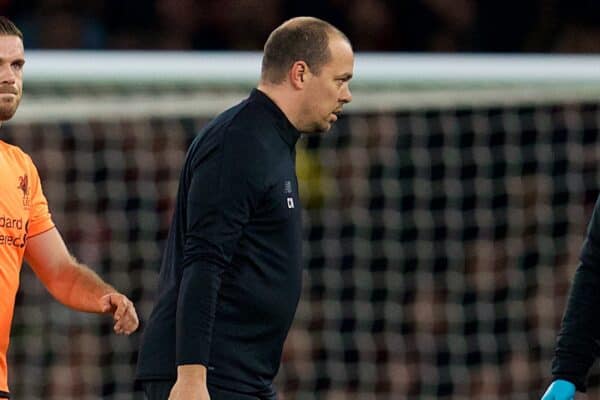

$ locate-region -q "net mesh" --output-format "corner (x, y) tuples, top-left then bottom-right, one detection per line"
(5, 100), (600, 399)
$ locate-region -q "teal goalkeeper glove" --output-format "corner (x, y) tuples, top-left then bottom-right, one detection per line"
(541, 380), (576, 400)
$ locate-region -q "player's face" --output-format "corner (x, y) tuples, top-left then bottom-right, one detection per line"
(302, 36), (354, 133)
(0, 35), (24, 122)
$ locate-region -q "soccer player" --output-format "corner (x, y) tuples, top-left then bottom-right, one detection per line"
(0, 17), (139, 399)
(136, 16), (353, 400)
(541, 195), (600, 400)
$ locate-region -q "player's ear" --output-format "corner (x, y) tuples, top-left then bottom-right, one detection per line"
(289, 61), (309, 89)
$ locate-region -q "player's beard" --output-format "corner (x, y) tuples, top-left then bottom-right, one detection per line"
(0, 96), (20, 121)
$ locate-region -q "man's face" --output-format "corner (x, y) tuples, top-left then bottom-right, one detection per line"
(301, 36), (354, 133)
(0, 35), (24, 122)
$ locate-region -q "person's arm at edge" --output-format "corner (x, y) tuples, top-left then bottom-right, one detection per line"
(24, 227), (139, 335)
(550, 262), (600, 392)
(549, 195), (600, 393)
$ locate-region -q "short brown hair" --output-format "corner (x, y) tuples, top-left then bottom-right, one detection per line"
(261, 17), (350, 84)
(0, 16), (22, 39)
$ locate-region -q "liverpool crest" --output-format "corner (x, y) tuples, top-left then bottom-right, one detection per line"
(17, 175), (30, 209)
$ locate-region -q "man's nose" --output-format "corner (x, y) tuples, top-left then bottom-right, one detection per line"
(340, 85), (352, 104)
(0, 64), (16, 84)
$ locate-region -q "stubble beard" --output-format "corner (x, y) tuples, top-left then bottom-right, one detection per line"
(0, 98), (20, 122)
(311, 114), (336, 134)
(306, 122), (331, 134)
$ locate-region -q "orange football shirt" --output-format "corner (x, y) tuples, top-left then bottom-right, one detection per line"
(0, 140), (54, 396)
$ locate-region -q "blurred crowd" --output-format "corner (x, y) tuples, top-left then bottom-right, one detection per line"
(3, 0), (600, 52)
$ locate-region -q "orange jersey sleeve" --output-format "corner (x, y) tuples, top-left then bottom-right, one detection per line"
(0, 140), (54, 395)
(23, 153), (55, 238)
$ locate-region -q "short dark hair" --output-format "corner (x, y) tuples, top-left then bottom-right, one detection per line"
(261, 17), (349, 84)
(0, 16), (22, 40)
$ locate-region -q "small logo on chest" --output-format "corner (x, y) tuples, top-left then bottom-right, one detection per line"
(17, 174), (30, 209)
(284, 180), (292, 194)
(284, 180), (294, 208)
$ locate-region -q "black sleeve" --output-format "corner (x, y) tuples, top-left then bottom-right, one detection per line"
(552, 195), (600, 391)
(175, 131), (262, 366)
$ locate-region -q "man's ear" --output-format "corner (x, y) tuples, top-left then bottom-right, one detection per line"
(289, 61), (309, 89)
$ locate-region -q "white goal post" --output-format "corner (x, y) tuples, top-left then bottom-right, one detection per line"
(13, 51), (600, 123)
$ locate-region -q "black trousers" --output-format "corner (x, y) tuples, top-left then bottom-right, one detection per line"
(141, 380), (276, 400)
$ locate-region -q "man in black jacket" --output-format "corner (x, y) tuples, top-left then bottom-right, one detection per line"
(542, 195), (600, 400)
(136, 16), (354, 400)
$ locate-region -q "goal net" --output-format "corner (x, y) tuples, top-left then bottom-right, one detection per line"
(6, 52), (600, 399)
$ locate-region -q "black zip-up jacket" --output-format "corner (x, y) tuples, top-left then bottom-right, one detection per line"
(136, 89), (303, 398)
(552, 195), (600, 392)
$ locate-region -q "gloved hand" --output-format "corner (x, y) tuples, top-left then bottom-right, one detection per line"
(541, 379), (576, 400)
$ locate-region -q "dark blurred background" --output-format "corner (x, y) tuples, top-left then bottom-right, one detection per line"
(3, 0), (600, 52)
(5, 2), (600, 400)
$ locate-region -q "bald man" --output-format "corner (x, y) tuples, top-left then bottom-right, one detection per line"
(136, 16), (353, 400)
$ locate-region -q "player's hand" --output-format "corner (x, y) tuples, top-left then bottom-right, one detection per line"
(168, 379), (210, 400)
(169, 365), (210, 400)
(541, 379), (576, 400)
(99, 293), (139, 335)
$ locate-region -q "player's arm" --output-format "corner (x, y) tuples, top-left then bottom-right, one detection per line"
(542, 195), (600, 397)
(170, 130), (261, 399)
(543, 261), (600, 398)
(24, 227), (139, 335)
